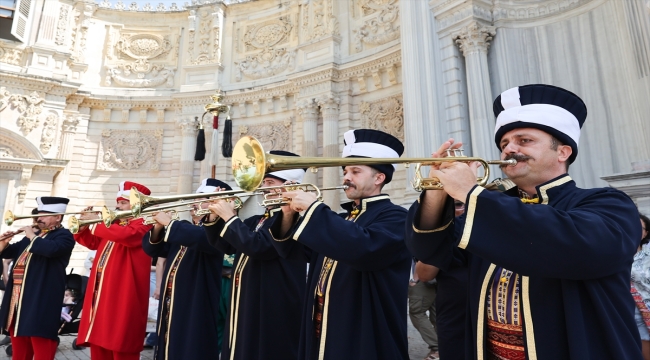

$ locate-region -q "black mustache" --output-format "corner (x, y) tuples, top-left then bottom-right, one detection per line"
(343, 182), (355, 189)
(500, 154), (532, 168)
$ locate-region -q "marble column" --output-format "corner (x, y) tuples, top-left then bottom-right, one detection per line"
(297, 99), (319, 185)
(51, 114), (80, 197)
(177, 117), (197, 194)
(318, 95), (340, 210)
(452, 21), (499, 161)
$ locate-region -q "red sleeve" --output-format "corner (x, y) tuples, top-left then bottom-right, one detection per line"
(73, 226), (102, 250)
(89, 218), (153, 248)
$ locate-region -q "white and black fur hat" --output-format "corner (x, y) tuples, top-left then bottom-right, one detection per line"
(493, 84), (587, 163)
(36, 196), (70, 213)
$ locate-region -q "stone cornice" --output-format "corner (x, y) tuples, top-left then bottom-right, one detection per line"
(339, 49), (401, 78)
(492, 0), (608, 28)
(223, 83), (299, 104)
(0, 71), (80, 97)
(80, 97), (180, 110)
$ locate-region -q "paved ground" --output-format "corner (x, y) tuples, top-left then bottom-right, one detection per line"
(0, 313), (430, 360)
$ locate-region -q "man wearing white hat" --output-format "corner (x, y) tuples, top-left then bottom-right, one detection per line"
(204, 151), (308, 360)
(142, 178), (225, 360)
(0, 197), (75, 360)
(405, 84), (642, 359)
(277, 129), (411, 360)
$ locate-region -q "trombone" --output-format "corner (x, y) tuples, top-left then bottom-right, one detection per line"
(4, 210), (100, 227)
(231, 136), (517, 192)
(130, 187), (249, 217)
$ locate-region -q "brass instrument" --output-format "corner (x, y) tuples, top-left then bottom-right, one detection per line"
(257, 184), (348, 207)
(4, 210), (100, 226)
(130, 187), (248, 217)
(232, 136), (517, 192)
(68, 217), (103, 235)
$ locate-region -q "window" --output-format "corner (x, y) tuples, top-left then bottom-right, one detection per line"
(0, 0), (16, 19)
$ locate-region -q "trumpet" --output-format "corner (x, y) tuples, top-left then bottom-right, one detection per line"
(68, 217), (103, 235)
(231, 136), (517, 192)
(4, 210), (101, 226)
(257, 184), (348, 207)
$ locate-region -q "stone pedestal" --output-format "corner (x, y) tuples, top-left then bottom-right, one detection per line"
(602, 169), (650, 216)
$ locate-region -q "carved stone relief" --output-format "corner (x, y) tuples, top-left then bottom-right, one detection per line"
(187, 8), (221, 65)
(359, 95), (404, 141)
(40, 112), (59, 154)
(0, 87), (10, 112)
(0, 46), (22, 66)
(6, 91), (45, 135)
(237, 120), (292, 151)
(104, 27), (180, 88)
(19, 166), (33, 202)
(354, 0), (400, 52)
(97, 129), (163, 171)
(301, 0), (339, 41)
(235, 17), (296, 81)
(0, 147), (13, 158)
(55, 5), (69, 46)
(452, 21), (495, 56)
(70, 4), (95, 64)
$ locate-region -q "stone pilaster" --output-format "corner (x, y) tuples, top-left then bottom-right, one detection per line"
(452, 21), (499, 160)
(297, 99), (319, 185)
(177, 117), (197, 195)
(51, 114), (80, 197)
(318, 95), (340, 210)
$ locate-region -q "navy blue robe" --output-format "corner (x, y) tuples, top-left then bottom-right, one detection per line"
(142, 219), (223, 360)
(271, 195), (410, 360)
(405, 174), (643, 360)
(0, 228), (74, 340)
(204, 209), (307, 360)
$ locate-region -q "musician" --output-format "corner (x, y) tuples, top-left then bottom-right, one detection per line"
(0, 197), (75, 360)
(204, 151), (307, 360)
(142, 178), (224, 360)
(405, 84), (642, 359)
(275, 129), (410, 360)
(74, 181), (153, 360)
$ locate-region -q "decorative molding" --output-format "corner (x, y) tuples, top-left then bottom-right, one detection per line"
(0, 147), (14, 158)
(187, 8), (221, 65)
(452, 21), (495, 56)
(8, 91), (45, 135)
(104, 28), (180, 88)
(0, 87), (10, 112)
(492, 0), (594, 22)
(18, 166), (33, 202)
(359, 95), (404, 141)
(317, 94), (340, 114)
(97, 129), (163, 171)
(0, 45), (23, 66)
(40, 112), (59, 154)
(99, 0), (187, 11)
(354, 0), (400, 52)
(55, 5), (69, 46)
(296, 97), (319, 117)
(62, 114), (80, 133)
(434, 2), (492, 33)
(237, 120), (292, 152)
(301, 0), (339, 41)
(235, 17), (296, 81)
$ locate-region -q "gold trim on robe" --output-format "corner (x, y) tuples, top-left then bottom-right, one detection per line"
(84, 241), (115, 342)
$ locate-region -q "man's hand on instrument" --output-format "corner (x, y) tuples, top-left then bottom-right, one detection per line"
(427, 138), (463, 177)
(431, 160), (481, 201)
(21, 225), (37, 240)
(153, 211), (173, 227)
(207, 199), (237, 221)
(281, 181), (299, 216)
(79, 206), (99, 221)
(283, 191), (318, 213)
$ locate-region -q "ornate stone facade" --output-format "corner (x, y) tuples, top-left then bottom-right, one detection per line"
(97, 129), (163, 171)
(1, 0), (649, 272)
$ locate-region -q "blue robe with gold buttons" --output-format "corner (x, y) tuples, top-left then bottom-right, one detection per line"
(272, 194), (410, 360)
(142, 219), (223, 360)
(203, 209), (307, 360)
(0, 228), (74, 340)
(405, 174), (642, 360)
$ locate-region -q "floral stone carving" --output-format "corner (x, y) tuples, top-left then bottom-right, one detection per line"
(355, 0), (400, 52)
(97, 129), (163, 171)
(359, 96), (404, 141)
(40, 112), (59, 154)
(237, 120), (292, 152)
(8, 91), (45, 135)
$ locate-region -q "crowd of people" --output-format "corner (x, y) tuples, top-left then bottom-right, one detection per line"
(0, 83), (647, 360)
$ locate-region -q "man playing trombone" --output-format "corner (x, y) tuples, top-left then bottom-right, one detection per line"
(274, 129), (411, 360)
(0, 197), (75, 360)
(142, 178), (225, 360)
(74, 181), (153, 360)
(204, 151), (308, 360)
(405, 84), (642, 359)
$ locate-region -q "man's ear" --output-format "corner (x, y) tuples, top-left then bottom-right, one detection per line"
(375, 172), (386, 186)
(557, 145), (572, 163)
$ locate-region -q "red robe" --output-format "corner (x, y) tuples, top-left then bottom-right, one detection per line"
(74, 218), (152, 353)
